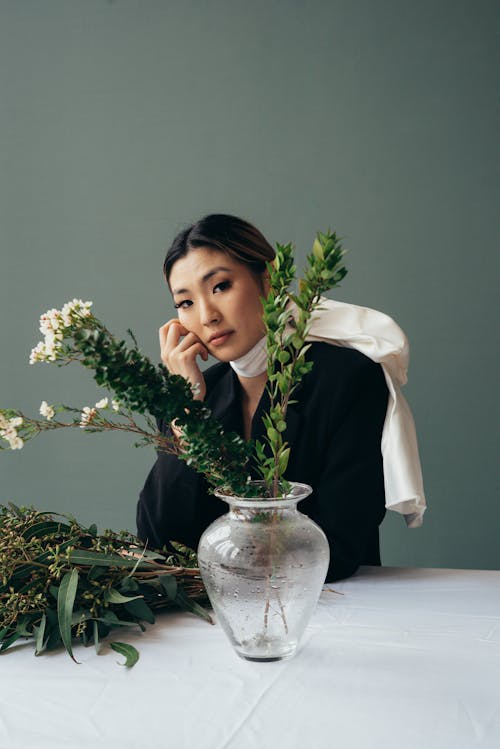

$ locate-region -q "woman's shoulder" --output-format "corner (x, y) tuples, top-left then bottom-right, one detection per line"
(302, 342), (387, 402)
(306, 341), (381, 377)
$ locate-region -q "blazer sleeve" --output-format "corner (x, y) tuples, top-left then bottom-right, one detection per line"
(136, 419), (212, 552)
(311, 356), (388, 582)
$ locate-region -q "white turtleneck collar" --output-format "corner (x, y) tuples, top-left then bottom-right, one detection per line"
(229, 336), (267, 378)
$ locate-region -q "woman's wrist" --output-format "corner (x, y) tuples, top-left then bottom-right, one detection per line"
(171, 418), (185, 444)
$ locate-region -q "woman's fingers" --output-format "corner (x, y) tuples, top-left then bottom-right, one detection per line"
(175, 331), (208, 358)
(159, 319), (187, 352)
(158, 319), (207, 400)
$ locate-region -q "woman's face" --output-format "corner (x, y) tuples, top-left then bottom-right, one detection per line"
(169, 247), (267, 361)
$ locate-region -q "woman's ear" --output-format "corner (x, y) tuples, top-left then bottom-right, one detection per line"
(261, 269), (271, 297)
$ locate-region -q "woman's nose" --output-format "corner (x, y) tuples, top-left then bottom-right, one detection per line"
(199, 297), (221, 326)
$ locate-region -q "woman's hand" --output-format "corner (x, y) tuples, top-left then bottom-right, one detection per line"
(159, 319), (208, 402)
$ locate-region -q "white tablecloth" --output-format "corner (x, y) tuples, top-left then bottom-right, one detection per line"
(1, 566), (499, 749)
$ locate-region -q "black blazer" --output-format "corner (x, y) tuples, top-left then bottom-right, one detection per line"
(137, 342), (389, 582)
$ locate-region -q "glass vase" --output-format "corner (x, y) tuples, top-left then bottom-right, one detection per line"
(197, 481), (330, 662)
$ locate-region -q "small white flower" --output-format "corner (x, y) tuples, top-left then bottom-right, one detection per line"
(29, 342), (48, 364)
(191, 382), (201, 397)
(9, 417), (23, 428)
(35, 301), (94, 363)
(111, 399), (120, 412)
(79, 406), (97, 428)
(10, 436), (24, 450)
(39, 401), (55, 420)
(95, 397), (108, 409)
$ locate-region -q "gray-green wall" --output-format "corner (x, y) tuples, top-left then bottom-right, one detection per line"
(1, 0), (498, 570)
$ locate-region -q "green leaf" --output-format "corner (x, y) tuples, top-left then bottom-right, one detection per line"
(57, 568), (80, 663)
(93, 620), (101, 655)
(174, 588), (213, 623)
(68, 549), (153, 569)
(22, 521), (71, 540)
(34, 614), (47, 655)
(95, 610), (134, 628)
(123, 598), (156, 624)
(267, 426), (280, 443)
(312, 236), (325, 260)
(110, 641), (139, 668)
(278, 447), (291, 474)
(46, 626), (62, 651)
(87, 565), (106, 581)
(104, 588), (143, 605)
(0, 631), (22, 652)
(158, 574), (178, 600)
(120, 576), (140, 593)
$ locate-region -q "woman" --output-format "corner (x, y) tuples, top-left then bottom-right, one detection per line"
(137, 213), (389, 582)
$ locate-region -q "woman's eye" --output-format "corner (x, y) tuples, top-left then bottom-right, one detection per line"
(174, 299), (192, 309)
(213, 280), (231, 294)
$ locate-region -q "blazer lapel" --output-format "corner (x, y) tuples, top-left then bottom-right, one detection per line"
(206, 366), (243, 435)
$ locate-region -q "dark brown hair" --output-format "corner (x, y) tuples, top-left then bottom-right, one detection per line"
(163, 214), (275, 286)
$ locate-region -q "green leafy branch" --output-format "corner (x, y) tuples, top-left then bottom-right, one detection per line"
(256, 229), (348, 495)
(0, 503), (210, 667)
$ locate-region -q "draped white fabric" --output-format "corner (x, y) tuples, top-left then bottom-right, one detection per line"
(293, 297), (427, 527)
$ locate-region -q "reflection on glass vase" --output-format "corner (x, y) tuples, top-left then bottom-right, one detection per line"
(197, 481), (330, 662)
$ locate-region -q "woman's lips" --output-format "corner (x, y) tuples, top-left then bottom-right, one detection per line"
(209, 331), (233, 347)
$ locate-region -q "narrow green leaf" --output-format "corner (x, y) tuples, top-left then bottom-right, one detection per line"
(87, 565), (106, 581)
(124, 598), (156, 624)
(175, 589), (214, 624)
(95, 610), (133, 627)
(123, 598), (156, 629)
(110, 641), (139, 668)
(120, 576), (139, 593)
(104, 588), (143, 605)
(93, 620), (101, 655)
(278, 447), (291, 474)
(34, 614), (47, 655)
(267, 427), (279, 443)
(158, 574), (177, 600)
(68, 549), (153, 569)
(22, 521), (71, 540)
(57, 568), (80, 663)
(0, 631), (22, 652)
(312, 236), (324, 260)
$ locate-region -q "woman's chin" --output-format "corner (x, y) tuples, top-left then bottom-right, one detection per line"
(210, 350), (236, 363)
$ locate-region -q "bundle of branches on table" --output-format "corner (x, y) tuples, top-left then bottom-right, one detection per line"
(0, 503), (210, 667)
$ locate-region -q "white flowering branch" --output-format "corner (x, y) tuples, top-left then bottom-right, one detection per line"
(1, 398), (181, 457)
